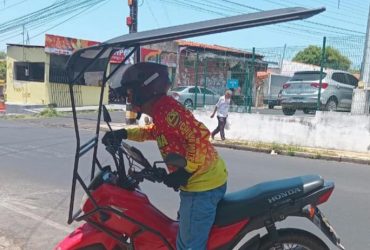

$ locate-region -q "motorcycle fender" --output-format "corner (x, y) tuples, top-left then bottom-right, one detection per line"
(305, 206), (345, 250)
(54, 223), (117, 250)
(237, 234), (261, 250)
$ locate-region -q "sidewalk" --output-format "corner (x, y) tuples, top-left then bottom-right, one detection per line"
(4, 104), (369, 165)
(101, 123), (370, 166)
(212, 139), (370, 165)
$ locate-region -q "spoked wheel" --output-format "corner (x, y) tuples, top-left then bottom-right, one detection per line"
(259, 228), (329, 250)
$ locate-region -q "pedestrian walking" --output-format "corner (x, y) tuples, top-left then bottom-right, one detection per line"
(210, 89), (232, 140)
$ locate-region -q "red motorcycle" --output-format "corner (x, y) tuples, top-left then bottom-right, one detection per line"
(54, 6), (340, 249)
(55, 105), (344, 250)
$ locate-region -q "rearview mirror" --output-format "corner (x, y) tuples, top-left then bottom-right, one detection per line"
(102, 105), (112, 123)
(164, 153), (187, 169)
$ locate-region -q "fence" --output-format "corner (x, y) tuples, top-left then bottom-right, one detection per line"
(170, 46), (266, 112)
(173, 35), (368, 116)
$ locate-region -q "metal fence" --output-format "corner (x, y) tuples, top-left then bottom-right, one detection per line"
(154, 35), (369, 116)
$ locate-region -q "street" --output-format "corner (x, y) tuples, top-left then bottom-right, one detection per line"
(0, 116), (369, 250)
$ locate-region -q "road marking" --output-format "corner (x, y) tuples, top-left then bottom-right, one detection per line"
(7, 200), (38, 210)
(0, 201), (72, 233)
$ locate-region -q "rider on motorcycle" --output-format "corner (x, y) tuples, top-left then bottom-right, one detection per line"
(102, 62), (228, 249)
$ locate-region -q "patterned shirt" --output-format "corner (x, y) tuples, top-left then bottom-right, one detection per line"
(126, 95), (227, 192)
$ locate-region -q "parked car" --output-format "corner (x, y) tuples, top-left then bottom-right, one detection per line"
(168, 85), (220, 108)
(280, 70), (358, 115)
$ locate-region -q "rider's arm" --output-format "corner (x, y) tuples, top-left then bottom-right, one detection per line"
(126, 124), (156, 142)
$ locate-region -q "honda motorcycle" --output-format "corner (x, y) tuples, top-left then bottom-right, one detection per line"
(54, 6), (342, 250)
(55, 105), (344, 250)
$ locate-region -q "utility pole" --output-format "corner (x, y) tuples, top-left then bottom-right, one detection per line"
(351, 4), (370, 115)
(125, 0), (139, 125)
(126, 0), (139, 62)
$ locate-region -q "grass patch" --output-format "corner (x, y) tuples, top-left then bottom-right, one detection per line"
(287, 148), (296, 156)
(223, 139), (348, 159)
(38, 107), (59, 117)
(224, 140), (314, 156)
(315, 153), (322, 159)
(1, 114), (36, 120)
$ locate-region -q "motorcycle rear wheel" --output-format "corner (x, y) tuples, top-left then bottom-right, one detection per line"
(259, 228), (329, 250)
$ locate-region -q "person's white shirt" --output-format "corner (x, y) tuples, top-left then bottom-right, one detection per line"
(216, 95), (230, 117)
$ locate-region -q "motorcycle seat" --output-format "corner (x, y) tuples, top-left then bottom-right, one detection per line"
(214, 175), (324, 226)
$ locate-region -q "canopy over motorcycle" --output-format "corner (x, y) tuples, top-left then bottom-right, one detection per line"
(65, 4), (326, 234)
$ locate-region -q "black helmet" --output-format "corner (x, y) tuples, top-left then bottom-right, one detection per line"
(111, 62), (171, 106)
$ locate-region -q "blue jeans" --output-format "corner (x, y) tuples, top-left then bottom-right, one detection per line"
(176, 183), (227, 250)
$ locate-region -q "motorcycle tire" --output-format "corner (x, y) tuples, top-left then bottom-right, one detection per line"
(258, 228), (329, 250)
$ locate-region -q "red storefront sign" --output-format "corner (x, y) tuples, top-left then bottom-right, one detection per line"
(45, 34), (100, 55)
(141, 48), (161, 62)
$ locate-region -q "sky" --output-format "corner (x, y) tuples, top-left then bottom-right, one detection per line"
(0, 0), (369, 56)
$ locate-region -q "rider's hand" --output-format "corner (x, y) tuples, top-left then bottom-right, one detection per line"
(163, 168), (192, 190)
(102, 129), (128, 147)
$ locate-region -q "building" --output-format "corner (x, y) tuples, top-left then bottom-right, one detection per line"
(145, 40), (267, 98)
(6, 35), (107, 108)
(5, 35), (267, 107)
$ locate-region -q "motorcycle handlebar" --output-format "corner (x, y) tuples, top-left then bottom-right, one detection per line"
(131, 167), (167, 183)
(105, 142), (167, 184)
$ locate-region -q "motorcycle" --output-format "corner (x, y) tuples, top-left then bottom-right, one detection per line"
(55, 105), (344, 250)
(54, 6), (340, 249)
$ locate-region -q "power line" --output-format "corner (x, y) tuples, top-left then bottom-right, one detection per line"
(223, 0), (365, 35)
(0, 0), (110, 42)
(260, 0), (366, 28)
(29, 0), (109, 41)
(158, 0), (363, 39)
(155, 0), (329, 46)
(0, 0), (27, 12)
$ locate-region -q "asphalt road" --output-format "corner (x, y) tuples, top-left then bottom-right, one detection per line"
(0, 116), (369, 249)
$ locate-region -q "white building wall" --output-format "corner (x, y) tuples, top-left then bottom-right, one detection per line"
(193, 110), (370, 153)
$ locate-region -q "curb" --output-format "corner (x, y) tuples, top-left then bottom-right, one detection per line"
(212, 142), (370, 166)
(106, 124), (370, 166)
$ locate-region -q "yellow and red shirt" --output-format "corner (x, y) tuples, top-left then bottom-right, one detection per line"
(126, 95), (227, 192)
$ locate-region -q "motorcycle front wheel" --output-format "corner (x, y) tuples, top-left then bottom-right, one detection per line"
(259, 228), (329, 250)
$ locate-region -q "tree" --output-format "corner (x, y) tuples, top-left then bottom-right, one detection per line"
(293, 45), (351, 71)
(0, 51), (6, 59)
(0, 61), (5, 80)
(0, 52), (6, 80)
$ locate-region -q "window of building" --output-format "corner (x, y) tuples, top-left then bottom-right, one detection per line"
(49, 54), (69, 83)
(14, 62), (45, 82)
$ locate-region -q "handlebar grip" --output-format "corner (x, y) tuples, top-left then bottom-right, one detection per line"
(153, 167), (168, 182)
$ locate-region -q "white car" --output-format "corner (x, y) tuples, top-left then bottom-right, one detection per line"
(168, 85), (220, 108)
(281, 70), (359, 115)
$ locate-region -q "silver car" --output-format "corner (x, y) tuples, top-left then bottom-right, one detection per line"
(281, 70), (358, 115)
(168, 85), (220, 108)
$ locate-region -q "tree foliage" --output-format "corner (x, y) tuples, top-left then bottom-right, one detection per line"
(0, 51), (6, 59)
(293, 45), (351, 71)
(0, 52), (6, 80)
(0, 61), (5, 80)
